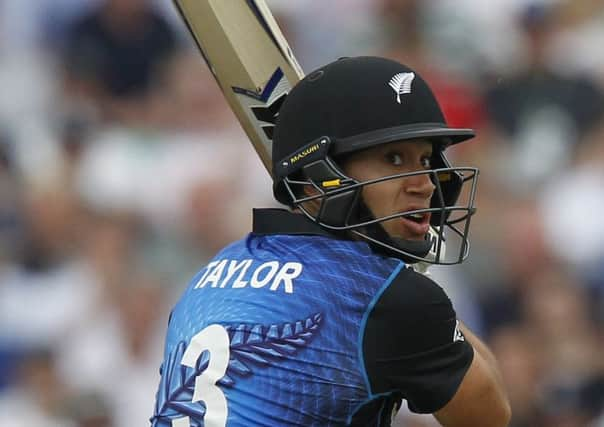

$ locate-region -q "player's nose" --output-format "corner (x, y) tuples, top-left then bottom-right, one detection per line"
(403, 171), (435, 198)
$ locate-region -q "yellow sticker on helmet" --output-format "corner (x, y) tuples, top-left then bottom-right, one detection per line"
(437, 173), (451, 182)
(322, 179), (341, 188)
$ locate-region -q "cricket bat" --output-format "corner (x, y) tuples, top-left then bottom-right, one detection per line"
(173, 0), (305, 176)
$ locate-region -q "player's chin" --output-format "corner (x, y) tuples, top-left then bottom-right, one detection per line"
(405, 233), (428, 241)
(394, 233), (428, 242)
(385, 226), (427, 242)
(390, 219), (430, 241)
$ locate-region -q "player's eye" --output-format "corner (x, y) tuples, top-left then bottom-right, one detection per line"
(386, 152), (403, 166)
(421, 156), (432, 169)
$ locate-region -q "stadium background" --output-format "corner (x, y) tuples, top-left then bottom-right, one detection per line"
(0, 0), (603, 426)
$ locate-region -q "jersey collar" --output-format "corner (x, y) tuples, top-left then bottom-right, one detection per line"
(253, 208), (340, 238)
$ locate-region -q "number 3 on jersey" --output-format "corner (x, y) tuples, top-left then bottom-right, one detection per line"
(172, 324), (230, 427)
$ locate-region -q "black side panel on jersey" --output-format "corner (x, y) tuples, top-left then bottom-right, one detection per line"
(348, 395), (402, 427)
(362, 267), (474, 414)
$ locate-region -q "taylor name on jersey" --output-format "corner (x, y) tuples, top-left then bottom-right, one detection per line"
(193, 259), (303, 294)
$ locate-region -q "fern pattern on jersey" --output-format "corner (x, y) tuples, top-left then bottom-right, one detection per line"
(153, 313), (323, 423)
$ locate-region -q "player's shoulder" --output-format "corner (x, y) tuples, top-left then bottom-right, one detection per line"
(364, 266), (460, 359)
(310, 237), (403, 276)
(375, 266), (454, 317)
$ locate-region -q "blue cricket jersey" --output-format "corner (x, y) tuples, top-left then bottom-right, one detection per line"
(151, 209), (473, 426)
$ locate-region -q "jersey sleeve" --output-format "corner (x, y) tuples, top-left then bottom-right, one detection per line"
(362, 267), (474, 414)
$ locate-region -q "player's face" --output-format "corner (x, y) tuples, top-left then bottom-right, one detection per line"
(342, 139), (435, 241)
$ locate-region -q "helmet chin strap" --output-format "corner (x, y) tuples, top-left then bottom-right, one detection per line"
(390, 235), (433, 258)
(369, 223), (434, 260)
(407, 228), (447, 275)
(353, 201), (434, 263)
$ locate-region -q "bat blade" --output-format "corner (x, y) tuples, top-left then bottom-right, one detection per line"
(173, 0), (305, 176)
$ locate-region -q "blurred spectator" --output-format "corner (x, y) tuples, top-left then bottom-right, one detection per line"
(0, 349), (73, 427)
(538, 119), (604, 276)
(27, 210), (170, 426)
(523, 269), (604, 426)
(267, 0), (382, 71)
(62, 0), (181, 123)
(0, 0), (101, 53)
(522, 269), (603, 378)
(550, 0), (604, 86)
(56, 268), (169, 427)
(538, 377), (604, 427)
(55, 110), (98, 186)
(477, 199), (555, 335)
(489, 269), (604, 427)
(484, 2), (604, 192)
(73, 126), (273, 236)
(0, 183), (100, 392)
(0, 131), (21, 267)
(422, 0), (526, 76)
(61, 391), (114, 427)
(144, 50), (235, 132)
(490, 326), (543, 427)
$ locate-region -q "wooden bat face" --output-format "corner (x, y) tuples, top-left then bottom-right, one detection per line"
(173, 0), (305, 176)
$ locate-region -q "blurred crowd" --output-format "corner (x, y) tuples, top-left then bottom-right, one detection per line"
(0, 0), (602, 426)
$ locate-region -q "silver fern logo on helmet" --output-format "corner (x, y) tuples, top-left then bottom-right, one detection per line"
(389, 72), (415, 104)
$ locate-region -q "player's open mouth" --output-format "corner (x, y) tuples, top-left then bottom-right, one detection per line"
(400, 212), (431, 236)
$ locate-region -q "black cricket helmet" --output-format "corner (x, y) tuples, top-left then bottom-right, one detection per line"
(272, 56), (479, 264)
